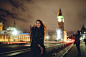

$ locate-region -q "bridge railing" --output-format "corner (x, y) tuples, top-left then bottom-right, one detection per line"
(46, 42), (74, 57)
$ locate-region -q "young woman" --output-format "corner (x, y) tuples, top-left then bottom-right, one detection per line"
(31, 20), (46, 57)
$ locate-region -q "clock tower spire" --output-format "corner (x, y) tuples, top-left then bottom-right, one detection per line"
(57, 8), (64, 31)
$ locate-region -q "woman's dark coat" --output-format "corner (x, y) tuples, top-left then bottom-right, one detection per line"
(31, 26), (46, 57)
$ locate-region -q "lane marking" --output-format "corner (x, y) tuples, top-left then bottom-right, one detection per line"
(0, 48), (31, 55)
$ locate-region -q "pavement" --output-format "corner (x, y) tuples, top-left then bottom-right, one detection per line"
(64, 43), (86, 57)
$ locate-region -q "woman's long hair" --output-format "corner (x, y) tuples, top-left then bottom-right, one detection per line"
(36, 19), (47, 36)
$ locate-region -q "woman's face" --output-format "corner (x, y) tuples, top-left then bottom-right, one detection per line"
(36, 21), (41, 28)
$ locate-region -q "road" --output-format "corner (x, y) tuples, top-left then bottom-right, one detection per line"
(0, 42), (67, 57)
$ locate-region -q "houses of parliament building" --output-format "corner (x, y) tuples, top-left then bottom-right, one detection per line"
(0, 21), (30, 42)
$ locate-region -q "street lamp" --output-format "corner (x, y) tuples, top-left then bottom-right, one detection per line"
(46, 36), (49, 41)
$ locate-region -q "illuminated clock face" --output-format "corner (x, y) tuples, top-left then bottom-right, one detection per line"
(0, 23), (2, 25)
(58, 19), (61, 22)
(57, 16), (64, 22)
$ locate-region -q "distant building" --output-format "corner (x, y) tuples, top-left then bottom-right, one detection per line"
(0, 22), (3, 31)
(57, 8), (64, 31)
(56, 8), (67, 41)
(0, 21), (30, 42)
(80, 25), (86, 40)
(0, 33), (30, 42)
(81, 25), (86, 34)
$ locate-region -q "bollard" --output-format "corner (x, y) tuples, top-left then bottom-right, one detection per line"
(58, 47), (60, 52)
(52, 48), (56, 56)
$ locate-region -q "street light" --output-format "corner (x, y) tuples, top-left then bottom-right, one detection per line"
(46, 36), (49, 41)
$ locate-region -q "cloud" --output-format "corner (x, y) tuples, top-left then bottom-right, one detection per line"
(0, 0), (86, 34)
(0, 8), (27, 22)
(0, 8), (15, 16)
(10, 0), (21, 8)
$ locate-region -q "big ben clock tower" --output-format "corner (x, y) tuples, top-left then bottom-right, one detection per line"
(57, 9), (64, 31)
(56, 8), (65, 40)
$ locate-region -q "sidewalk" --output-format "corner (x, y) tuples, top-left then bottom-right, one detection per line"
(64, 43), (86, 57)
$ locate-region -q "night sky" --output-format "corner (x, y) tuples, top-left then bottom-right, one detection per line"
(0, 0), (86, 35)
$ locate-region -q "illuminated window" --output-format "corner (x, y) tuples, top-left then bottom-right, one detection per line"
(0, 23), (2, 25)
(84, 32), (85, 33)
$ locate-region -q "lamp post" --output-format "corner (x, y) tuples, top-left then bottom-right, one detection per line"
(46, 36), (49, 41)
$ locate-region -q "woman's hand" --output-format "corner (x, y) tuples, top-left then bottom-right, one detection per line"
(38, 44), (43, 55)
(38, 44), (41, 47)
(40, 46), (43, 55)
